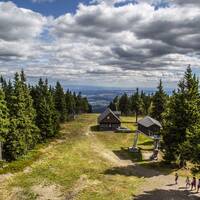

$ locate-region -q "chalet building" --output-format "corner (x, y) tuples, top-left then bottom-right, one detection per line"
(98, 108), (121, 131)
(138, 116), (162, 136)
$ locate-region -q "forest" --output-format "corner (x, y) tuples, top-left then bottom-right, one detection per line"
(0, 70), (92, 161)
(108, 66), (200, 168)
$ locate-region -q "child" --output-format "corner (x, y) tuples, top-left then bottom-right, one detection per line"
(191, 177), (196, 191)
(197, 179), (200, 193)
(175, 173), (179, 185)
(186, 176), (190, 189)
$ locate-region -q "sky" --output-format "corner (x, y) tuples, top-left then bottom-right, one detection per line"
(0, 0), (200, 88)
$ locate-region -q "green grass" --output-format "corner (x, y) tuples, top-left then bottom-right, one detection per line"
(95, 116), (154, 162)
(2, 114), (198, 200)
(0, 114), (144, 200)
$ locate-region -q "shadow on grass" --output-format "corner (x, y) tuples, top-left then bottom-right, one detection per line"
(122, 121), (137, 124)
(90, 125), (100, 132)
(104, 148), (177, 178)
(132, 189), (199, 200)
(113, 148), (142, 162)
(138, 141), (154, 146)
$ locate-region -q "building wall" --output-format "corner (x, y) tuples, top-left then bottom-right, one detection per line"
(138, 124), (160, 136)
(99, 123), (120, 131)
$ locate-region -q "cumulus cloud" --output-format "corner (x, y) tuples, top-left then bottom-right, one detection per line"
(49, 2), (200, 85)
(0, 1), (200, 87)
(0, 1), (47, 63)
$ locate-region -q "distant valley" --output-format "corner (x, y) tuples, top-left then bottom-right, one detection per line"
(63, 85), (173, 112)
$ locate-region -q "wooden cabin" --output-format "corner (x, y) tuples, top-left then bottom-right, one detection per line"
(98, 108), (121, 131)
(138, 116), (162, 136)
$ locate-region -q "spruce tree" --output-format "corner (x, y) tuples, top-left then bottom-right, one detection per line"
(3, 72), (39, 160)
(163, 66), (200, 166)
(141, 91), (152, 115)
(119, 93), (129, 115)
(54, 81), (67, 122)
(108, 101), (117, 111)
(0, 87), (9, 158)
(130, 88), (143, 122)
(151, 80), (167, 123)
(31, 78), (59, 140)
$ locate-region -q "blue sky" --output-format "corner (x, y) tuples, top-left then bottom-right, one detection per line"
(5, 0), (91, 17)
(0, 0), (200, 88)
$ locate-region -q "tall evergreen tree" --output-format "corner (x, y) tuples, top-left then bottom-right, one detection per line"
(119, 93), (129, 115)
(0, 87), (9, 157)
(151, 80), (167, 123)
(141, 91), (152, 115)
(163, 66), (200, 166)
(108, 101), (117, 111)
(31, 78), (59, 140)
(130, 88), (143, 122)
(54, 81), (67, 122)
(3, 72), (39, 160)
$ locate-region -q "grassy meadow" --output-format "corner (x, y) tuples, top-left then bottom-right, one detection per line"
(0, 114), (145, 200)
(0, 114), (199, 200)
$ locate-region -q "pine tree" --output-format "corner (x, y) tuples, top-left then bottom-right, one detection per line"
(0, 87), (9, 158)
(54, 82), (67, 122)
(108, 101), (117, 111)
(3, 72), (39, 160)
(130, 88), (143, 122)
(31, 78), (59, 140)
(119, 93), (129, 115)
(163, 66), (200, 166)
(75, 92), (83, 114)
(141, 91), (152, 115)
(151, 80), (167, 123)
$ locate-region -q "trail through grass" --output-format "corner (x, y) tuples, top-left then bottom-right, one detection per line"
(0, 114), (199, 200)
(0, 114), (143, 200)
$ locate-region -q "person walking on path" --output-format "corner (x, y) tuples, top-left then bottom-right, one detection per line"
(186, 176), (190, 189)
(175, 173), (179, 185)
(191, 176), (196, 191)
(197, 179), (200, 193)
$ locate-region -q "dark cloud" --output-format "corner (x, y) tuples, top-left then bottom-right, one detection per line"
(1, 1), (200, 87)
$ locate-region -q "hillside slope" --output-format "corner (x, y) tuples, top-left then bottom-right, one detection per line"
(0, 114), (199, 200)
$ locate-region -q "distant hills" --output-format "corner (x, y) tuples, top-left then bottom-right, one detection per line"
(63, 85), (173, 113)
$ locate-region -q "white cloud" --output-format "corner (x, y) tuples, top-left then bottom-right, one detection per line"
(0, 1), (47, 63)
(0, 1), (200, 87)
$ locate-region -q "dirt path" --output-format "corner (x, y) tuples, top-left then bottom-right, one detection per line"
(1, 122), (200, 200)
(90, 132), (200, 200)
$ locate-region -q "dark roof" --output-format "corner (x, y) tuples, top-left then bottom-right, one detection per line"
(138, 116), (162, 128)
(113, 111), (121, 116)
(98, 108), (121, 123)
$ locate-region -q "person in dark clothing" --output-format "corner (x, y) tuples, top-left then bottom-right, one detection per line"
(191, 177), (196, 191)
(197, 179), (200, 193)
(186, 176), (190, 189)
(175, 173), (178, 185)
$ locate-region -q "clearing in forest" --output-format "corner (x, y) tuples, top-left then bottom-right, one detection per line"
(0, 114), (199, 200)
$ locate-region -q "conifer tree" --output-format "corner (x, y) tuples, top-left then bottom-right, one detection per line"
(130, 88), (143, 122)
(0, 87), (9, 158)
(151, 80), (167, 123)
(141, 91), (152, 115)
(163, 66), (200, 166)
(31, 78), (59, 140)
(119, 93), (129, 115)
(3, 72), (39, 160)
(65, 90), (76, 116)
(108, 101), (117, 111)
(54, 81), (67, 122)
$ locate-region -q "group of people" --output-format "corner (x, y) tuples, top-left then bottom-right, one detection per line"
(175, 173), (200, 193)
